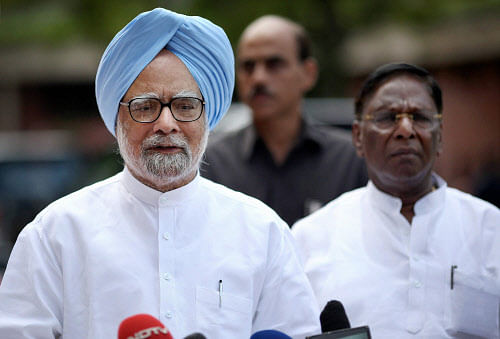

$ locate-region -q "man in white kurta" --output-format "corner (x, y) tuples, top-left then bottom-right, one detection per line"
(293, 175), (500, 338)
(292, 63), (500, 338)
(0, 8), (320, 339)
(1, 167), (319, 338)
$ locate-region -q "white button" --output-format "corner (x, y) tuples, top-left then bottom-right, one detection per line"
(163, 273), (171, 281)
(165, 311), (173, 319)
(414, 280), (422, 288)
(159, 196), (168, 205)
(163, 232), (170, 240)
(413, 257), (420, 262)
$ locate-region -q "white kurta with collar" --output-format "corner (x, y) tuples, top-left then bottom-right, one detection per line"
(292, 175), (500, 338)
(0, 167), (320, 339)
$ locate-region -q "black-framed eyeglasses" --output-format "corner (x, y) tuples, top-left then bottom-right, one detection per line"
(362, 112), (442, 131)
(119, 97), (205, 123)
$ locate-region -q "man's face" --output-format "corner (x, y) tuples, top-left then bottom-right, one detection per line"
(236, 20), (316, 122)
(352, 75), (443, 194)
(116, 50), (208, 191)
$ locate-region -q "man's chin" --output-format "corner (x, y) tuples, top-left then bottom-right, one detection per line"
(252, 108), (281, 123)
(145, 166), (190, 181)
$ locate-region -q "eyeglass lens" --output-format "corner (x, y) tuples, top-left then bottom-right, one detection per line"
(129, 97), (203, 122)
(367, 112), (440, 130)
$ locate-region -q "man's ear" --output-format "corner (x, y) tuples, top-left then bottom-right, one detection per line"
(301, 57), (318, 92)
(352, 120), (364, 158)
(436, 121), (443, 157)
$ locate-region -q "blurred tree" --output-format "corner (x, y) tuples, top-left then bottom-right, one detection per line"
(175, 0), (500, 96)
(1, 0), (499, 95)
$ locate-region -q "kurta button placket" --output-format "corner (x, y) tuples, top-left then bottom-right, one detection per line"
(158, 197), (176, 331)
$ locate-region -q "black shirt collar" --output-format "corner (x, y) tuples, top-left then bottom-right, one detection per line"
(240, 118), (324, 162)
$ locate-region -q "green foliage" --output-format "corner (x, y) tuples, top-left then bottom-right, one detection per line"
(72, 0), (160, 42)
(3, 0), (499, 44)
(0, 0), (160, 45)
(0, 2), (78, 45)
(1, 0), (499, 95)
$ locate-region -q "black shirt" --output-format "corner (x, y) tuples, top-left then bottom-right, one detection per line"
(201, 120), (368, 225)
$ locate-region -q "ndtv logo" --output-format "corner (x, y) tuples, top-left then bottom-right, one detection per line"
(127, 326), (169, 339)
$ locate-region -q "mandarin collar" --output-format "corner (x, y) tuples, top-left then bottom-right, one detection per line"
(367, 173), (446, 216)
(121, 166), (201, 207)
(414, 173), (446, 214)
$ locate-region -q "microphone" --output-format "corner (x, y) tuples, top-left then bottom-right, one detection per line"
(183, 334), (206, 339)
(320, 300), (351, 333)
(118, 314), (173, 339)
(250, 329), (292, 338)
(306, 300), (371, 339)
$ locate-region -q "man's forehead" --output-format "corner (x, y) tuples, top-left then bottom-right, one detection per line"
(367, 78), (436, 111)
(242, 16), (296, 39)
(238, 21), (297, 56)
(128, 89), (200, 99)
(374, 76), (430, 98)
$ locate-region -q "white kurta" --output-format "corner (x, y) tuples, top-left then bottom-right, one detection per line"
(0, 168), (320, 339)
(292, 175), (500, 338)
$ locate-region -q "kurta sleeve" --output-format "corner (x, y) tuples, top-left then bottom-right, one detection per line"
(481, 206), (500, 335)
(0, 220), (63, 338)
(252, 220), (321, 338)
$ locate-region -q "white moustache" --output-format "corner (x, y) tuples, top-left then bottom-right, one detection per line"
(142, 134), (188, 151)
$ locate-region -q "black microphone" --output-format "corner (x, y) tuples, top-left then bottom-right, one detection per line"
(306, 300), (371, 339)
(320, 300), (351, 332)
(184, 334), (206, 339)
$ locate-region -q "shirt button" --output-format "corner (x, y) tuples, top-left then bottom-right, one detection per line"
(159, 196), (168, 205)
(165, 311), (173, 319)
(163, 232), (170, 240)
(163, 273), (171, 281)
(414, 280), (422, 288)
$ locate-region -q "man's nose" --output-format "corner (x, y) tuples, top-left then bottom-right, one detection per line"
(250, 63), (269, 83)
(153, 106), (180, 134)
(394, 114), (416, 138)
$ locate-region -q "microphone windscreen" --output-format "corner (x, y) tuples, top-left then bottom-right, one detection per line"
(250, 329), (292, 338)
(320, 300), (351, 333)
(118, 313), (174, 339)
(184, 333), (207, 339)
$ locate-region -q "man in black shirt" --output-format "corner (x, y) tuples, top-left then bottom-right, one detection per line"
(202, 15), (367, 225)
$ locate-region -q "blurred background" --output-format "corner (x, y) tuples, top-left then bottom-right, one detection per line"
(1, 0), (499, 275)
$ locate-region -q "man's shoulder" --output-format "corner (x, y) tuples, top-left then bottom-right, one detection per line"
(207, 125), (250, 152)
(202, 126), (253, 179)
(199, 176), (287, 224)
(14, 172), (123, 243)
(306, 124), (354, 146)
(293, 187), (366, 229)
(291, 187), (366, 250)
(305, 124), (368, 181)
(445, 186), (500, 215)
(34, 172), (123, 222)
(199, 176), (275, 211)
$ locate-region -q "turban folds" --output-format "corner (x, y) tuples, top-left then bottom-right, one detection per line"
(95, 8), (235, 136)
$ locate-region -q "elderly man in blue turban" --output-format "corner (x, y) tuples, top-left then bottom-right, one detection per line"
(0, 8), (320, 339)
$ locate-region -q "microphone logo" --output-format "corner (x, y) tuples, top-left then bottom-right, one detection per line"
(126, 326), (170, 339)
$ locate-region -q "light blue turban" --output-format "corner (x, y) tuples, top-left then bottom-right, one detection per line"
(95, 8), (235, 136)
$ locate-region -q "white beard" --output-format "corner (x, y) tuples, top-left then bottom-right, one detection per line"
(116, 122), (208, 187)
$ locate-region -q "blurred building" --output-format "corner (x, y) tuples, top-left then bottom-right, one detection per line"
(340, 14), (500, 205)
(0, 43), (122, 253)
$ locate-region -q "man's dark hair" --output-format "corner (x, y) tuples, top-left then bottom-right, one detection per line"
(294, 25), (312, 61)
(354, 63), (443, 120)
